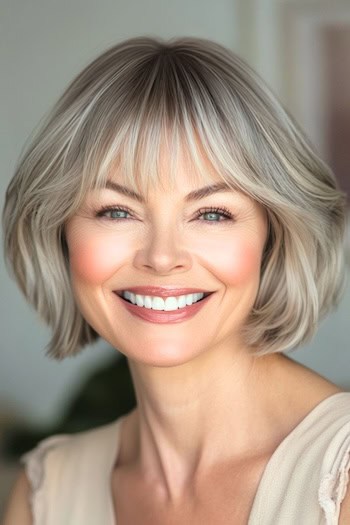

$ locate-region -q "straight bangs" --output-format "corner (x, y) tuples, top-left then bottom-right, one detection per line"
(70, 53), (248, 204)
(59, 38), (283, 209)
(61, 40), (336, 226)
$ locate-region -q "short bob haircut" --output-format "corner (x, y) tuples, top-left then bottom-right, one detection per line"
(3, 36), (346, 360)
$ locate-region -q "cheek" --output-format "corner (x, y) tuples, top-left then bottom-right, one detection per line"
(204, 235), (263, 286)
(67, 228), (130, 285)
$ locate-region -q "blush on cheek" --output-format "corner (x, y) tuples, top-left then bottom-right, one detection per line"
(217, 241), (263, 286)
(68, 235), (128, 285)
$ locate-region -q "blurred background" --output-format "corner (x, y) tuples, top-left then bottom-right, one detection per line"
(1, 0), (349, 514)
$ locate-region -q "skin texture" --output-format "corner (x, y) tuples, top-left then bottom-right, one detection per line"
(339, 489), (350, 524)
(63, 148), (345, 523)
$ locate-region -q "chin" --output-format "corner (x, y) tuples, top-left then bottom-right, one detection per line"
(119, 344), (205, 369)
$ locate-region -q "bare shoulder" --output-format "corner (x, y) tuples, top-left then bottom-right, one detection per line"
(1, 468), (32, 525)
(277, 354), (343, 398)
(339, 479), (350, 525)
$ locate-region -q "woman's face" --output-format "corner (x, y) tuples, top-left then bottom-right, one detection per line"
(65, 150), (267, 366)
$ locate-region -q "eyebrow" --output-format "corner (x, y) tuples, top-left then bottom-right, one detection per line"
(104, 181), (233, 203)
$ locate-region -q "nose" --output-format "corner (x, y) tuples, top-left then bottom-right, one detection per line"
(133, 224), (192, 275)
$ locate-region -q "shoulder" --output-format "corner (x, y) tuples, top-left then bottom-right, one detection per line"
(340, 484), (350, 524)
(20, 419), (121, 485)
(331, 392), (350, 524)
(20, 418), (121, 472)
(2, 418), (123, 525)
(2, 468), (32, 525)
(1, 434), (73, 525)
(316, 392), (350, 523)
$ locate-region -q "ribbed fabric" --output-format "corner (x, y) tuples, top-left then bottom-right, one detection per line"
(21, 392), (350, 525)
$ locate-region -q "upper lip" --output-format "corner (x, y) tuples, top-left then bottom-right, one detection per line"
(115, 287), (214, 298)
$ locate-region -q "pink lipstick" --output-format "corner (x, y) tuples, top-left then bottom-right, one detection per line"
(114, 291), (214, 324)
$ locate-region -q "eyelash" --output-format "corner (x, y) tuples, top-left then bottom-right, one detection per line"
(95, 205), (235, 223)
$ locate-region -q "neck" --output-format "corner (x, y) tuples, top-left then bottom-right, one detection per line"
(123, 346), (289, 501)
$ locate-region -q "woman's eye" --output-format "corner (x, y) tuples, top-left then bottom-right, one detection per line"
(96, 206), (132, 220)
(95, 205), (234, 223)
(195, 207), (234, 223)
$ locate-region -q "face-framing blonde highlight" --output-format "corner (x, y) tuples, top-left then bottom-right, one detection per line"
(2, 36), (346, 359)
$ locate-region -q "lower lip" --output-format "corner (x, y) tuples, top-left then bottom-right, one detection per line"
(114, 293), (213, 324)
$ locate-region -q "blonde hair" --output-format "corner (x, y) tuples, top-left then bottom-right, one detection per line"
(2, 36), (346, 359)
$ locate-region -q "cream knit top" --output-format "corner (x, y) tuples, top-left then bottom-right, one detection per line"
(21, 392), (350, 524)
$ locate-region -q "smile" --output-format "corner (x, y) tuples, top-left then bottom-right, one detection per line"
(118, 291), (211, 311)
(114, 290), (214, 324)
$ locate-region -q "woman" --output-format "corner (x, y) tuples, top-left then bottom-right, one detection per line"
(2, 36), (350, 524)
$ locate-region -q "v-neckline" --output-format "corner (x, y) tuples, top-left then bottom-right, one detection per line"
(106, 392), (349, 525)
(247, 391), (350, 523)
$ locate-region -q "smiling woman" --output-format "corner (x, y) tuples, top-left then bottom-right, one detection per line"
(2, 36), (350, 525)
(64, 148), (267, 367)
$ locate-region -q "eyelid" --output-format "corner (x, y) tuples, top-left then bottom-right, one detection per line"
(95, 203), (235, 221)
(195, 206), (234, 219)
(95, 204), (134, 218)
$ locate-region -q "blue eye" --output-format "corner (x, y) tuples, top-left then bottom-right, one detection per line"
(195, 206), (234, 223)
(95, 205), (234, 223)
(96, 206), (132, 220)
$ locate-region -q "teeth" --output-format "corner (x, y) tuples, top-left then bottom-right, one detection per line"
(121, 291), (205, 311)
